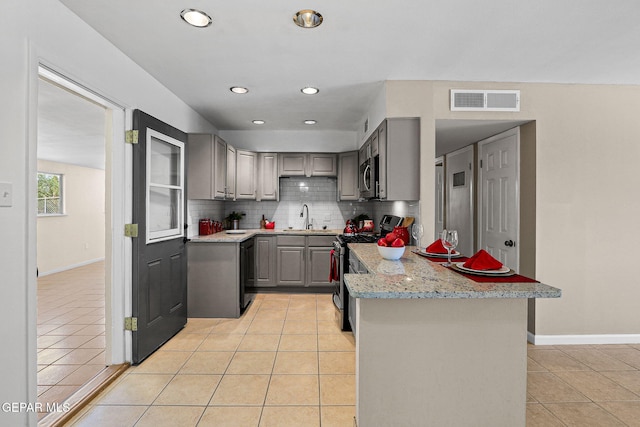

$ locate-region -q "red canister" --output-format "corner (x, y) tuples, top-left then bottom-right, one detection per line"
(199, 219), (213, 235)
(393, 226), (410, 245)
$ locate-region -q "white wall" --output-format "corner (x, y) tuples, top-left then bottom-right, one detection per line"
(1, 0), (217, 423)
(383, 80), (640, 341)
(37, 160), (105, 274)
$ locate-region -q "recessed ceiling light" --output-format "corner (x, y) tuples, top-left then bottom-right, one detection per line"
(301, 87), (319, 95)
(304, 120), (317, 125)
(293, 10), (323, 28)
(252, 120), (265, 125)
(180, 9), (212, 28)
(230, 86), (249, 94)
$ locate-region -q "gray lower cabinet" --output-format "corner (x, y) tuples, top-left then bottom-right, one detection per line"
(276, 235), (306, 286)
(306, 247), (332, 286)
(274, 235), (334, 288)
(307, 235), (334, 287)
(188, 242), (241, 318)
(254, 236), (276, 287)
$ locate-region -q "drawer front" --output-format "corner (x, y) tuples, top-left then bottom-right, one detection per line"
(277, 235), (306, 247)
(307, 235), (336, 247)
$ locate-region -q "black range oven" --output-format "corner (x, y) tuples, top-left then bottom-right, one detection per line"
(332, 233), (379, 332)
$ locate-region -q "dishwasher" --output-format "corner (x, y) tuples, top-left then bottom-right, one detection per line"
(347, 256), (368, 335)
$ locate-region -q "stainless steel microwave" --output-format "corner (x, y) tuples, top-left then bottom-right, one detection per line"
(359, 158), (376, 199)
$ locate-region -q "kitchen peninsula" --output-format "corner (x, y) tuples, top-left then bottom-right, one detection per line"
(344, 244), (561, 427)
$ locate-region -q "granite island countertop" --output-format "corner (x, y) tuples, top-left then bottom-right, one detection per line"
(344, 243), (561, 299)
(189, 228), (341, 243)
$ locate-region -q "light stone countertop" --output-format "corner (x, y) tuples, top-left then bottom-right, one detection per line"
(189, 229), (341, 243)
(344, 243), (561, 299)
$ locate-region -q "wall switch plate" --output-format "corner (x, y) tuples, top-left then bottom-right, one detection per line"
(0, 182), (12, 207)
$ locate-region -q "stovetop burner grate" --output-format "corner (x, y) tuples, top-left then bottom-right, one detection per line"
(338, 234), (379, 244)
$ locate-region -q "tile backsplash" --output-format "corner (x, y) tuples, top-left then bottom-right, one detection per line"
(187, 177), (419, 236)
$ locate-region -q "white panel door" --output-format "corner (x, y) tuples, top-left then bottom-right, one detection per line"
(478, 128), (519, 271)
(445, 146), (474, 256)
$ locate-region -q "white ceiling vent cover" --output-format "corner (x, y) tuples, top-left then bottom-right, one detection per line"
(451, 90), (520, 112)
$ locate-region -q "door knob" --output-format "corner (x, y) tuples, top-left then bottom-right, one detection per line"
(504, 240), (515, 247)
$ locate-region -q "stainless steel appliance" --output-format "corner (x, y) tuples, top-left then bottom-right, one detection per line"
(331, 232), (379, 331)
(379, 214), (403, 237)
(359, 146), (376, 199)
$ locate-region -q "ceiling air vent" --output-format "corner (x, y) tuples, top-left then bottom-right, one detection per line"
(450, 90), (520, 112)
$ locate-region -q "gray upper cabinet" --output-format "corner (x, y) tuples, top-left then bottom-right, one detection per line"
(371, 130), (379, 157)
(226, 143), (236, 200)
(279, 153), (337, 177)
(257, 153), (278, 201)
(187, 133), (214, 199)
(236, 149), (257, 200)
(308, 153), (337, 176)
(338, 151), (359, 200)
(376, 118), (420, 201)
(279, 153), (307, 176)
(213, 135), (228, 199)
(187, 134), (233, 200)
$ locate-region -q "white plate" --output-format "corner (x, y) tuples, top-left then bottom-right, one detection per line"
(454, 262), (511, 275)
(225, 230), (247, 234)
(417, 249), (461, 258)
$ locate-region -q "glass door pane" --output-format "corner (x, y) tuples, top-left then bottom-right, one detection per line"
(146, 129), (184, 243)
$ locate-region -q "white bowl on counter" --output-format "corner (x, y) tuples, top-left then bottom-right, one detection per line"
(377, 245), (406, 260)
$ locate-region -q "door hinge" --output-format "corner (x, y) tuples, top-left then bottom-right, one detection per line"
(124, 317), (138, 331)
(124, 223), (138, 237)
(125, 130), (139, 144)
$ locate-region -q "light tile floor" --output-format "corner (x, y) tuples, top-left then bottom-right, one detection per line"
(55, 284), (640, 426)
(37, 262), (106, 418)
(69, 293), (356, 427)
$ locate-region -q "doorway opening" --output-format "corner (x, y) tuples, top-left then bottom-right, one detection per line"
(35, 65), (130, 424)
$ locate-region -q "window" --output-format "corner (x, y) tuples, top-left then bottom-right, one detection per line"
(37, 172), (63, 215)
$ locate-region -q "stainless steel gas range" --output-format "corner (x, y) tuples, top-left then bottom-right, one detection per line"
(331, 214), (402, 332)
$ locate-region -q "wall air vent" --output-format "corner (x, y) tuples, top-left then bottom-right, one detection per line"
(450, 90), (520, 112)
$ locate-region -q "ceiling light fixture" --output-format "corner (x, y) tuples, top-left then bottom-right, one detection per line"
(230, 86), (249, 94)
(252, 120), (265, 125)
(293, 10), (323, 28)
(301, 86), (319, 95)
(180, 9), (212, 28)
(304, 120), (317, 125)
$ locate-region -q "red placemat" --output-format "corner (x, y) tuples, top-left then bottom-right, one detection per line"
(449, 268), (539, 283)
(411, 250), (538, 283)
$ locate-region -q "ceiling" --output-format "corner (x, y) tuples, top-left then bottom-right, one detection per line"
(38, 78), (106, 170)
(42, 0), (640, 167)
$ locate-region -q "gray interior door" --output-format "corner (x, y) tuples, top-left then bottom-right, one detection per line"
(132, 110), (187, 364)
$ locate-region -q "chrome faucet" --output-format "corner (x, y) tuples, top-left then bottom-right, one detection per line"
(300, 204), (311, 229)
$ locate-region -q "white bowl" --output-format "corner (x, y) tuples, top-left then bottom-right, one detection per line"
(377, 245), (405, 260)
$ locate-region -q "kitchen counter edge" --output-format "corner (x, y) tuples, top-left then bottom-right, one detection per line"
(189, 229), (341, 243)
(344, 243), (561, 300)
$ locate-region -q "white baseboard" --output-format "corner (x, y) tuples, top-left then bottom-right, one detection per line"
(39, 257), (105, 277)
(528, 331), (640, 345)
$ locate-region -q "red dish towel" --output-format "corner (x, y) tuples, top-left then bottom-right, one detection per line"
(463, 249), (503, 271)
(425, 239), (448, 254)
(329, 250), (339, 282)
